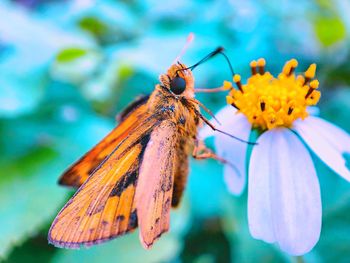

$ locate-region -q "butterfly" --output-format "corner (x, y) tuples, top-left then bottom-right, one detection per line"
(48, 46), (248, 249)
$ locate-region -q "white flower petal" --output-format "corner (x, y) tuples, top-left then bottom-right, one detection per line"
(198, 105), (237, 139)
(248, 128), (321, 255)
(214, 105), (238, 126)
(214, 113), (251, 195)
(248, 130), (275, 243)
(223, 164), (246, 196)
(198, 105), (251, 195)
(294, 116), (350, 181)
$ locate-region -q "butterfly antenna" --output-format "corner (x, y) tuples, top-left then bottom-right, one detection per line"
(189, 47), (224, 70)
(217, 50), (235, 76)
(175, 47), (235, 77)
(215, 128), (256, 145)
(173, 33), (195, 64)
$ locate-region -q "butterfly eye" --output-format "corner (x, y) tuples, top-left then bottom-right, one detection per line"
(169, 76), (186, 95)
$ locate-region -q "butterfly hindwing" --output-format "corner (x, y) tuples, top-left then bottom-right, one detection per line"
(117, 95), (150, 122)
(135, 120), (178, 249)
(59, 99), (149, 188)
(48, 115), (158, 248)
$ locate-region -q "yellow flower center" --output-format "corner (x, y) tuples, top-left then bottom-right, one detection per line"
(224, 58), (321, 130)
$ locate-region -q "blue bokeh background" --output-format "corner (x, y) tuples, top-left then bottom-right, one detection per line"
(1, 0), (350, 262)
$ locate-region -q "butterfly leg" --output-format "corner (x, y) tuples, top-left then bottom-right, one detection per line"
(192, 108), (254, 145)
(192, 139), (229, 165)
(192, 139), (241, 175)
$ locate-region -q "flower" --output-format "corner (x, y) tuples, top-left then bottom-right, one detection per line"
(200, 58), (350, 255)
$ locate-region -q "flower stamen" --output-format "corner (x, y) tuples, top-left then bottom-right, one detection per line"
(257, 58), (266, 75)
(283, 59), (298, 77)
(250, 60), (258, 75)
(305, 79), (319, 99)
(304, 63), (316, 85)
(225, 58), (321, 130)
(233, 74), (243, 92)
(223, 80), (233, 90)
(288, 106), (294, 115)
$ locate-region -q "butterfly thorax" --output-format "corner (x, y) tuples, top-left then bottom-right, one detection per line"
(147, 84), (199, 146)
(146, 62), (200, 149)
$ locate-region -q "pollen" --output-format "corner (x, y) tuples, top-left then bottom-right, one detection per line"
(225, 59), (321, 130)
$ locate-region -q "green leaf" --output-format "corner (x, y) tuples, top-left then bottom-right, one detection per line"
(52, 49), (102, 84)
(4, 233), (57, 263)
(78, 16), (109, 38)
(314, 16), (346, 47)
(0, 109), (114, 259)
(56, 48), (88, 63)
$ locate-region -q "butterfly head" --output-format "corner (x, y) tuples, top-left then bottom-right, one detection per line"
(159, 47), (227, 98)
(159, 62), (194, 98)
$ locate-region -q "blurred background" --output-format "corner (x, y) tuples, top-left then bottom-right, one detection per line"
(1, 0), (350, 262)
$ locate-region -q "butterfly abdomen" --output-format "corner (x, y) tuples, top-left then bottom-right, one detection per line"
(172, 140), (189, 207)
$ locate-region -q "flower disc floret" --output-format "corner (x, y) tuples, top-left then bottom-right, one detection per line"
(225, 59), (321, 130)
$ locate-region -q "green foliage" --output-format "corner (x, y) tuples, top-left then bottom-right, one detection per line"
(314, 16), (346, 47)
(78, 16), (109, 38)
(0, 146), (67, 258)
(56, 48), (88, 63)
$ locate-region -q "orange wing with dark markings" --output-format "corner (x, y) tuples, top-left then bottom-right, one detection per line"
(135, 120), (178, 248)
(59, 97), (149, 188)
(48, 114), (158, 248)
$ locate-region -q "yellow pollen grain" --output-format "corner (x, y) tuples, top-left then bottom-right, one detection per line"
(282, 59), (298, 75)
(310, 79), (319, 89)
(250, 60), (257, 68)
(305, 63), (316, 79)
(257, 58), (266, 67)
(296, 75), (305, 84)
(290, 59), (298, 67)
(233, 74), (241, 83)
(225, 59), (321, 130)
(226, 95), (234, 105)
(223, 80), (232, 90)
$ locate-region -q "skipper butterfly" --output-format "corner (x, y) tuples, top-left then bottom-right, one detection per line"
(48, 43), (248, 249)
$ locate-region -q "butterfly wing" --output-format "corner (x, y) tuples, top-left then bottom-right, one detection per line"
(48, 115), (158, 248)
(135, 120), (178, 249)
(59, 96), (149, 188)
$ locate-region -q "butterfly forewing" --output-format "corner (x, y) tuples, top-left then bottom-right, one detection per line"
(135, 120), (178, 248)
(59, 101), (149, 188)
(48, 113), (158, 248)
